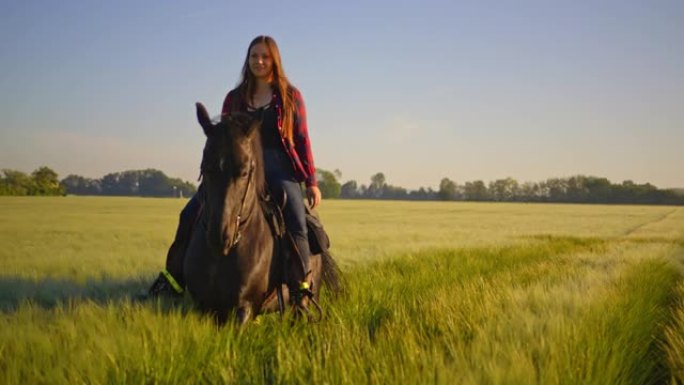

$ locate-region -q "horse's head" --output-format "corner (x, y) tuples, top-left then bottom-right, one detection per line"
(196, 102), (264, 256)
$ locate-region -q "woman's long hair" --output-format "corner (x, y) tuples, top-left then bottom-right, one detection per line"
(237, 35), (295, 144)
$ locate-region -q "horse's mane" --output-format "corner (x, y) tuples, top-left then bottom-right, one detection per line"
(245, 120), (267, 199)
(220, 115), (267, 199)
(197, 113), (266, 199)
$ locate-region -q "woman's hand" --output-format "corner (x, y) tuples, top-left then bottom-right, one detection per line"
(306, 185), (322, 209)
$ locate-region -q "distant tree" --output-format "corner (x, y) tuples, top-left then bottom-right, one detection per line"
(101, 172), (124, 195)
(359, 184), (368, 198)
(316, 168), (341, 199)
(61, 175), (101, 195)
(409, 187), (429, 200)
(4, 167), (198, 198)
(139, 169), (173, 197)
(519, 181), (541, 202)
(426, 187), (436, 199)
(4, 165), (680, 204)
(340, 180), (359, 199)
(614, 180), (661, 204)
(662, 189), (684, 205)
(167, 177), (197, 198)
(545, 178), (567, 202)
(489, 178), (519, 201)
(1, 167), (63, 196)
(96, 169), (197, 197)
(120, 171), (141, 195)
(370, 173), (386, 187)
(584, 177), (612, 203)
(382, 184), (408, 200)
(31, 166), (64, 196)
(464, 180), (488, 201)
(564, 176), (590, 202)
(438, 177), (458, 201)
(367, 172), (386, 198)
(0, 169), (34, 195)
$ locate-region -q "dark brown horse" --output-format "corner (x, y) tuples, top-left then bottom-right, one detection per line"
(183, 103), (341, 324)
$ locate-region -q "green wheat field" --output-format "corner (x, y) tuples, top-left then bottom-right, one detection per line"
(1, 196), (683, 384)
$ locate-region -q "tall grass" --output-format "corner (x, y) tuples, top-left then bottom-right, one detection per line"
(0, 197), (683, 384)
(1, 197), (678, 279)
(665, 278), (684, 384)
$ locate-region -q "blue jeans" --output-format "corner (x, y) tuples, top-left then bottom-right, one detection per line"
(262, 149), (311, 277)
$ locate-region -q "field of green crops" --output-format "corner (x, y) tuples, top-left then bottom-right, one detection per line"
(1, 196), (683, 384)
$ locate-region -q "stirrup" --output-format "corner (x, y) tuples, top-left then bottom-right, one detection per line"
(291, 281), (323, 322)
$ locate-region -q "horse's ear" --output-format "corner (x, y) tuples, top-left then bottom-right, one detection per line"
(196, 102), (212, 136)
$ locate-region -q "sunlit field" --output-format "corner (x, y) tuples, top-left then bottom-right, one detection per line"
(1, 196), (683, 384)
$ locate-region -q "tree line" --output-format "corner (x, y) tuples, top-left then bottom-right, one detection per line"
(2, 166), (682, 205)
(316, 170), (684, 205)
(0, 167), (65, 196)
(1, 167), (196, 198)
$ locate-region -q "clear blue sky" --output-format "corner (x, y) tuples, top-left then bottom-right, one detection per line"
(1, 0), (682, 189)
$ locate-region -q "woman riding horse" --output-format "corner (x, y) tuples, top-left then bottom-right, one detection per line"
(145, 36), (321, 312)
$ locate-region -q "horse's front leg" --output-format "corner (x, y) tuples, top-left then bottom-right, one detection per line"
(236, 287), (267, 325)
(236, 304), (252, 325)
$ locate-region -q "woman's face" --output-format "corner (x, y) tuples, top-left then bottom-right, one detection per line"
(248, 43), (273, 81)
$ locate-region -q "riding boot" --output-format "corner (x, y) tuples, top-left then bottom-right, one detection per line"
(146, 234), (189, 298)
(288, 230), (313, 307)
(145, 189), (202, 298)
(291, 231), (311, 282)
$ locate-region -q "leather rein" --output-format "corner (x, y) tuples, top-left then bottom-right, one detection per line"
(226, 159), (256, 254)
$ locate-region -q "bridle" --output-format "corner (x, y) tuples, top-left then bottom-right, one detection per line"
(225, 159), (256, 254)
(198, 113), (262, 257)
(198, 157), (256, 256)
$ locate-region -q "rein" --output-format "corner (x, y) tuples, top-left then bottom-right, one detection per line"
(226, 159), (256, 254)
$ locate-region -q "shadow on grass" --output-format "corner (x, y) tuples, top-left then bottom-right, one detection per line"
(0, 275), (180, 312)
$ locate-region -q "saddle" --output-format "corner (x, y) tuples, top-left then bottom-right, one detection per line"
(304, 205), (330, 255)
(259, 193), (331, 257)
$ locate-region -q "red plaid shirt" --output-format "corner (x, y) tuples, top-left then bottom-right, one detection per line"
(221, 87), (317, 187)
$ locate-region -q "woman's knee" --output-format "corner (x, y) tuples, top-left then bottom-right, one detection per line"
(283, 202), (307, 234)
